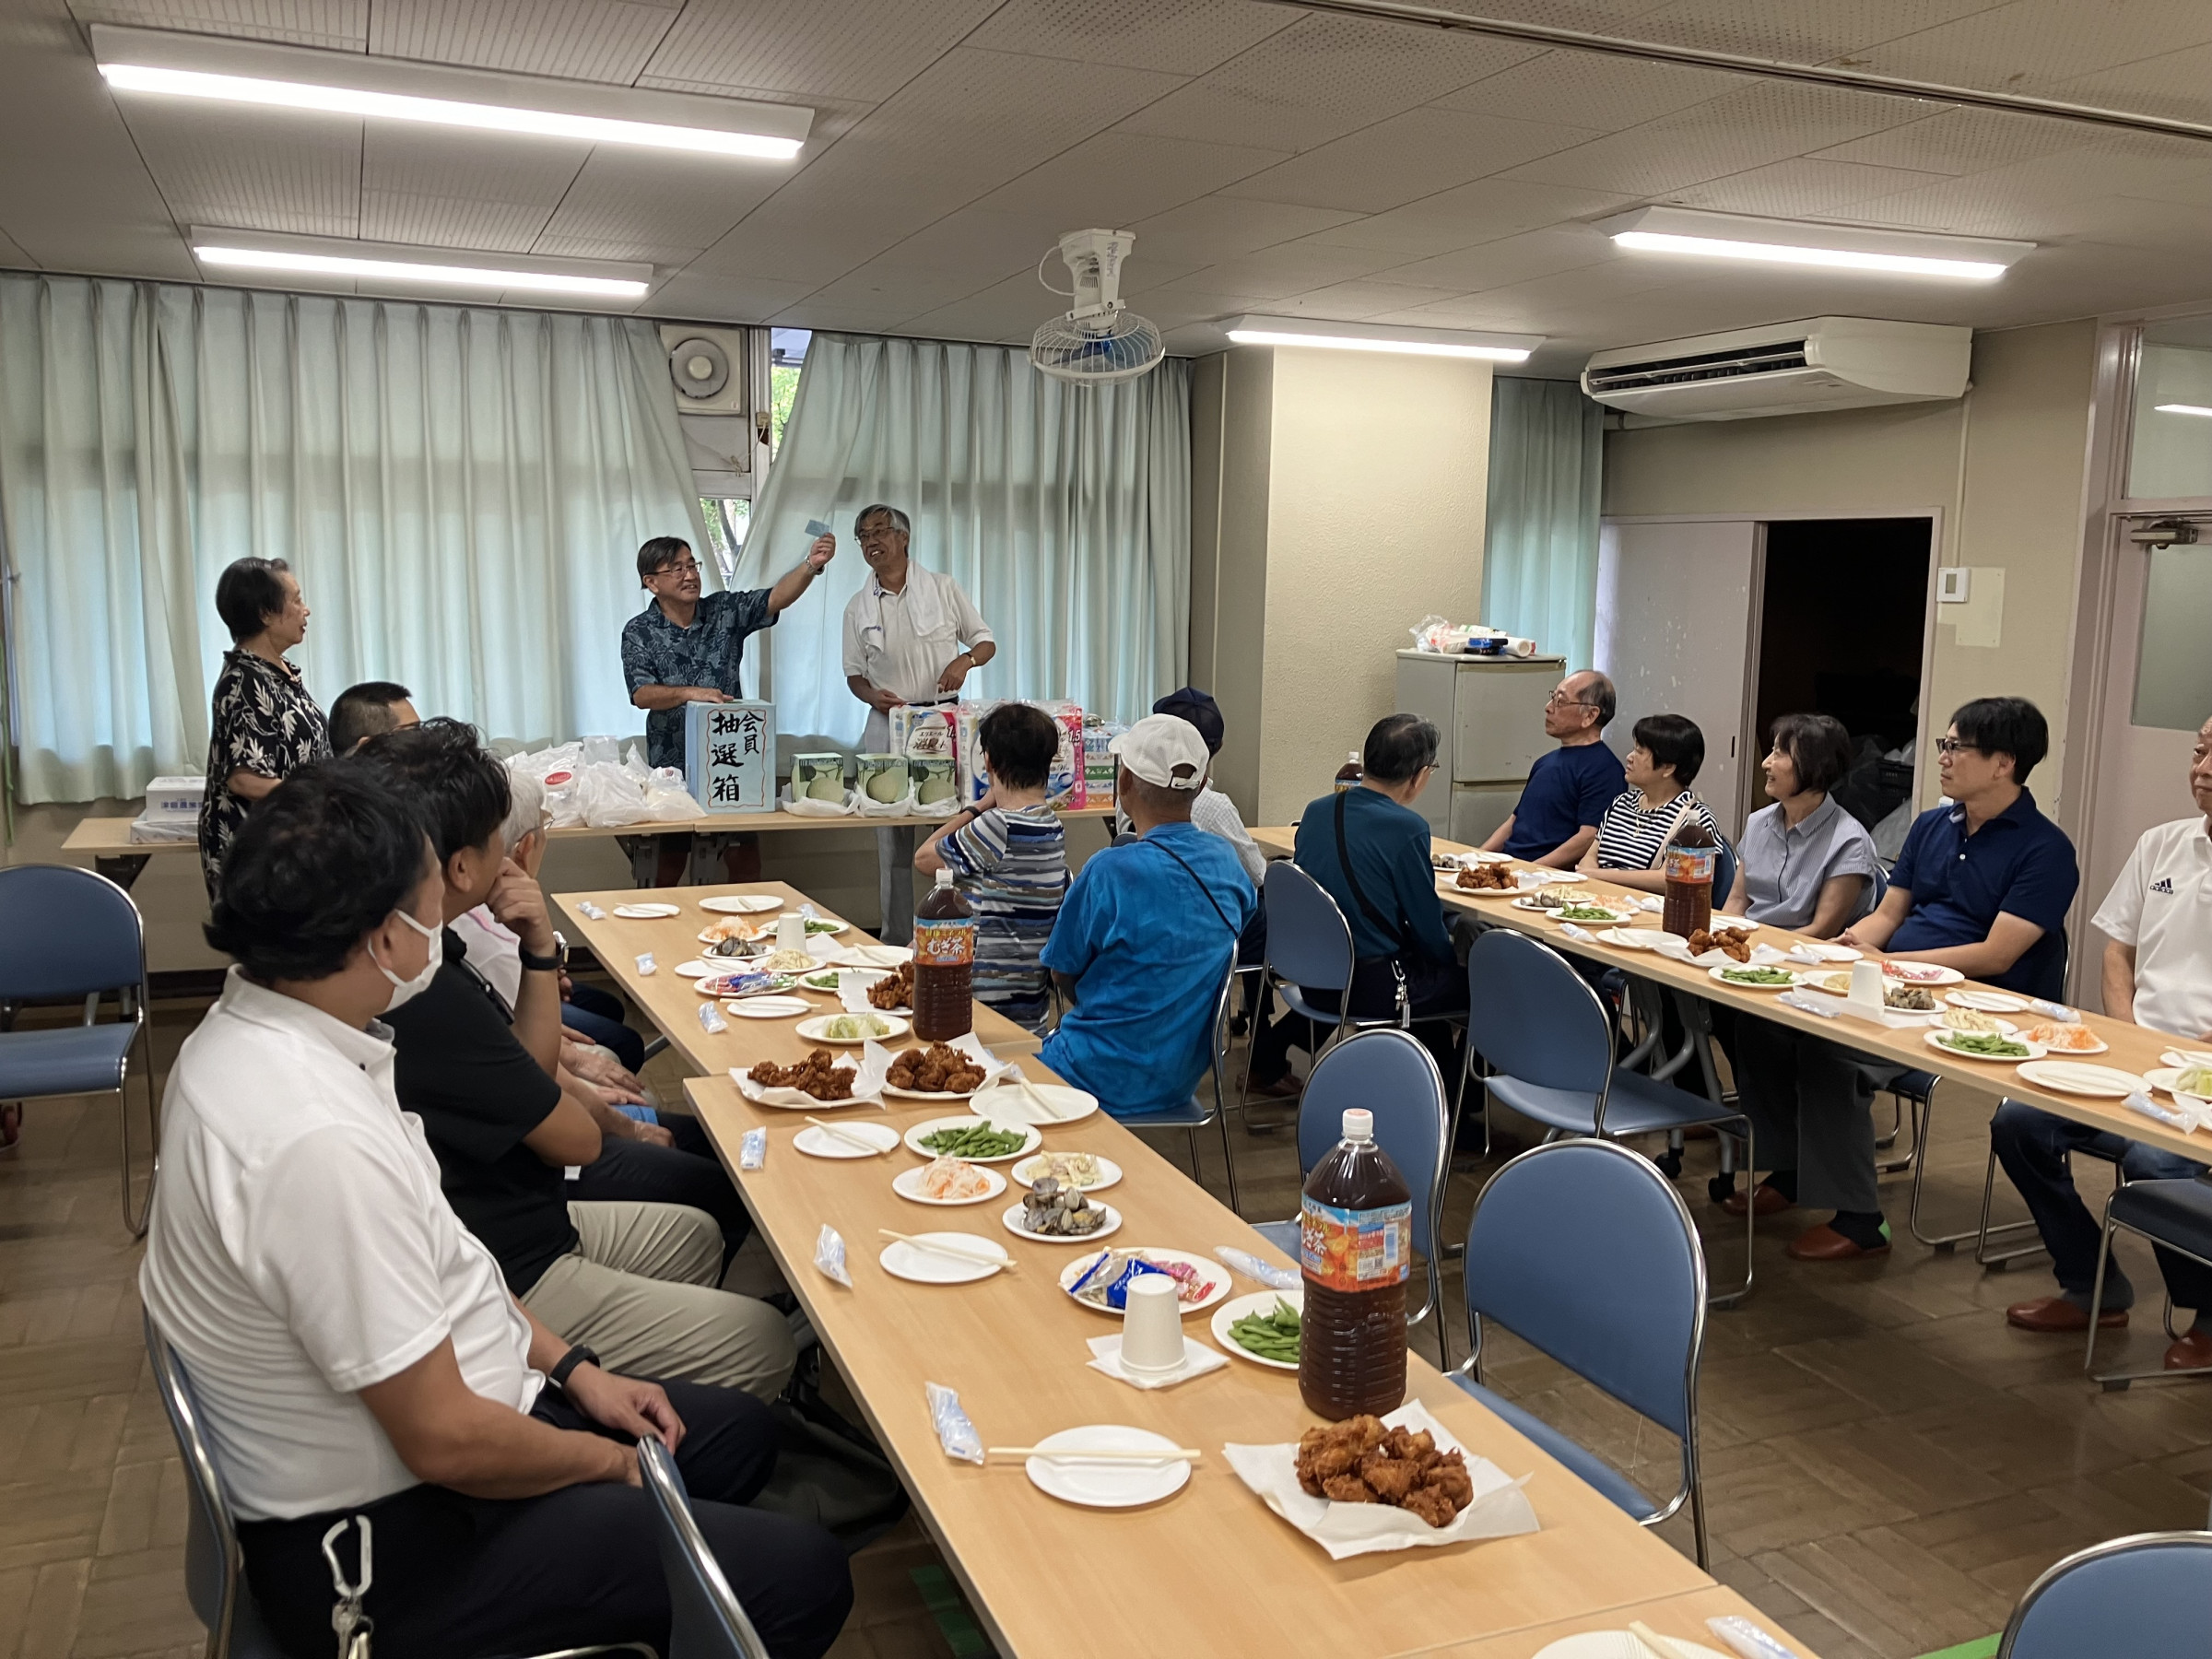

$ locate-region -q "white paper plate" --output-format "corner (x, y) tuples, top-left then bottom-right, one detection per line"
(1791, 941), (1861, 962)
(1510, 895), (1605, 916)
(699, 894), (782, 914)
(1534, 1634), (1728, 1659)
(823, 944), (914, 970)
(611, 902), (680, 919)
(794, 1121), (900, 1159)
(734, 1072), (872, 1110)
(1024, 1427), (1190, 1510)
(1929, 1011), (2019, 1036)
(1002, 1199), (1122, 1243)
(1707, 916), (1758, 935)
(1925, 1029), (2045, 1063)
(2015, 1060), (2148, 1098)
(698, 973), (800, 998)
(1010, 1152), (1123, 1192)
(1212, 1288), (1303, 1371)
(1601, 927), (1678, 951)
(1708, 965), (1798, 992)
(1948, 989), (2030, 1012)
(797, 918), (850, 936)
(891, 1162), (1006, 1206)
(2144, 1068), (2212, 1107)
(885, 1082), (990, 1102)
(1059, 1248), (1230, 1317)
(722, 994), (810, 1019)
(2164, 1048), (2212, 1070)
(967, 1081), (1099, 1125)
(673, 959), (722, 979)
(1432, 850), (1512, 868)
(795, 1013), (911, 1044)
(878, 1232), (1007, 1285)
(901, 1116), (1042, 1163)
(697, 922), (764, 946)
(2012, 1022), (2109, 1056)
(1882, 960), (1965, 986)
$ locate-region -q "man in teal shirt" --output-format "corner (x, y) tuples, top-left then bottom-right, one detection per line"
(1041, 715), (1255, 1118)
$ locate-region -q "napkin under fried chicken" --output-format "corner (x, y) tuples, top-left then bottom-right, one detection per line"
(867, 962), (915, 1010)
(1294, 1416), (1474, 1528)
(1688, 927), (1750, 962)
(747, 1048), (856, 1100)
(1455, 864), (1512, 891)
(888, 1042), (987, 1094)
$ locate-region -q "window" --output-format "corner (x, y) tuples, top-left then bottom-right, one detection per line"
(2128, 317), (2212, 500)
(697, 497), (750, 588)
(770, 329), (809, 457)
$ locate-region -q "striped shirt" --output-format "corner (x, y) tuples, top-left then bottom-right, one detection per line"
(1594, 789), (1724, 872)
(936, 803), (1069, 1031)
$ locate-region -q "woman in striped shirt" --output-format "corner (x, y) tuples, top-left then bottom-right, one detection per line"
(1577, 712), (1724, 893)
(915, 702), (1070, 1031)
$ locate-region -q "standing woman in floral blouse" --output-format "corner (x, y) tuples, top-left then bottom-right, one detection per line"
(197, 558), (331, 895)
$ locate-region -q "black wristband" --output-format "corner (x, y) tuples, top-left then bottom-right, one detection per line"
(547, 1344), (599, 1393)
(517, 942), (563, 973)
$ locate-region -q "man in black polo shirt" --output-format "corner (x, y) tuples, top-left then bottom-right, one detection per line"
(357, 722), (794, 1398)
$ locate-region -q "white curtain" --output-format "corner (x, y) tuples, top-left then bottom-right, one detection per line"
(1481, 375), (1605, 672)
(743, 333), (1190, 746)
(0, 275), (705, 804)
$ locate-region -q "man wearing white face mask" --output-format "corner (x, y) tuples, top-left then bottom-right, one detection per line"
(359, 721), (794, 1400)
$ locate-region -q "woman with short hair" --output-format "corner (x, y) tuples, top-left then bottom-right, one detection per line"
(1723, 712), (1882, 936)
(1578, 712), (1724, 893)
(197, 556), (330, 896)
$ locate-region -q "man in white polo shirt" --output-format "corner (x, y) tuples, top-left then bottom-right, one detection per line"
(141, 762), (850, 1659)
(1991, 715), (2212, 1366)
(837, 503), (996, 941)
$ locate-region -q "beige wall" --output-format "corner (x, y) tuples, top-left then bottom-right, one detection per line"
(1193, 345), (1493, 826)
(1601, 318), (2097, 809)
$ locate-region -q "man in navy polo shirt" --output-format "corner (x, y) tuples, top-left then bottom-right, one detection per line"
(1482, 670), (1625, 868)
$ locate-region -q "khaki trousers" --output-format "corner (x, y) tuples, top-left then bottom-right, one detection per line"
(522, 1202), (795, 1399)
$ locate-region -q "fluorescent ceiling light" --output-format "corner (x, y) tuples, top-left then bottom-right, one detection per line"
(92, 24), (809, 159)
(190, 229), (653, 300)
(1595, 207), (2032, 282)
(2154, 403), (2212, 418)
(1224, 315), (1540, 362)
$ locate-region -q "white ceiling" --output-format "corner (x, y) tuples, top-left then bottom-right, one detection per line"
(11, 0), (2212, 371)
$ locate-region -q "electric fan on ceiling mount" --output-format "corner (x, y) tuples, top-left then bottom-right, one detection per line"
(1029, 228), (1164, 385)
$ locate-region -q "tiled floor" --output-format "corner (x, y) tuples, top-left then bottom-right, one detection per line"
(6, 993), (2211, 1659)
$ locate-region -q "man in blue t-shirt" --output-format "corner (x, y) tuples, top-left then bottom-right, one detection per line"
(1041, 715), (1256, 1118)
(1482, 670), (1625, 867)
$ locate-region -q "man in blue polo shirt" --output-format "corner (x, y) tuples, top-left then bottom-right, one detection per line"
(1041, 715), (1255, 1117)
(1481, 670), (1625, 868)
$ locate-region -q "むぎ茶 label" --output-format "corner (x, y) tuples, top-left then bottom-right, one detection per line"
(1300, 1197), (1410, 1292)
(912, 916), (975, 968)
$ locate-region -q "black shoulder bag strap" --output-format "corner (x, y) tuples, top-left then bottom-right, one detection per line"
(1147, 837), (1241, 941)
(1332, 791), (1412, 1028)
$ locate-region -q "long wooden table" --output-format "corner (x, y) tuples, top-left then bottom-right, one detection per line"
(64, 803), (1113, 888)
(1252, 825), (2211, 1167)
(571, 878), (1822, 1659)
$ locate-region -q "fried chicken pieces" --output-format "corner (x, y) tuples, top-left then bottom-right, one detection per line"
(888, 1042), (986, 1094)
(1455, 863), (1512, 891)
(867, 962), (914, 1010)
(1295, 1416), (1474, 1528)
(1688, 926), (1750, 961)
(747, 1048), (857, 1100)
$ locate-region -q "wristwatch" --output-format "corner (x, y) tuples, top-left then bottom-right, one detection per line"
(518, 931), (567, 974)
(547, 1343), (599, 1393)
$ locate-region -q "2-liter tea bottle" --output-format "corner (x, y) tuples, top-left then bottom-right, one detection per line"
(1299, 1108), (1410, 1418)
(912, 868), (974, 1041)
(1661, 817), (1717, 939)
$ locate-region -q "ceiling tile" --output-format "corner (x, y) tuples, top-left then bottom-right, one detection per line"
(1259, 278), (1471, 321)
(1218, 107), (1605, 214)
(895, 269), (1065, 343)
(368, 0), (681, 83)
(806, 262), (1001, 312)
(640, 269), (815, 322)
(1152, 241), (1405, 300)
(973, 131), (1289, 225)
(876, 207), (1093, 276)
(65, 0), (366, 50)
(767, 299), (927, 331)
(1382, 225), (1616, 291)
(1123, 196), (1364, 264)
(2049, 39), (2212, 127)
(534, 143), (785, 261)
(1665, 156), (1953, 217)
(355, 122), (583, 250)
(962, 0), (1297, 74)
(1116, 13), (1550, 153)
(640, 0), (1001, 101)
(1808, 108), (2096, 176)
(1299, 177), (1636, 257)
(1429, 48), (1739, 131)
(123, 99), (363, 236)
(360, 193), (554, 248)
(1609, 0), (2006, 65)
(1840, 0), (2212, 102)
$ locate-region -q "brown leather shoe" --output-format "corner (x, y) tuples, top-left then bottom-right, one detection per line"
(1242, 1073), (1301, 1101)
(1787, 1222), (1890, 1261)
(1721, 1183), (1794, 1218)
(2163, 1329), (2212, 1370)
(2006, 1296), (2126, 1333)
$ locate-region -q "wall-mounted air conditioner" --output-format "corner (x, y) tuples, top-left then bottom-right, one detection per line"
(1581, 317), (1971, 423)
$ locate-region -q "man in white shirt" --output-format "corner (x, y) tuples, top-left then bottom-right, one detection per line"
(836, 503), (996, 940)
(141, 763), (849, 1658)
(1992, 715), (2212, 1366)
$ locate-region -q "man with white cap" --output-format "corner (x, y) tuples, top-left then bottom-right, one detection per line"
(1041, 714), (1256, 1118)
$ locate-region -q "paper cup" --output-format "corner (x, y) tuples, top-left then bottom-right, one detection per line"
(776, 914), (806, 952)
(1119, 1275), (1187, 1372)
(1848, 959), (1885, 1011)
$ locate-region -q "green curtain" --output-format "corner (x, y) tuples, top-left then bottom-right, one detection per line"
(1481, 376), (1604, 672)
(744, 332), (1190, 745)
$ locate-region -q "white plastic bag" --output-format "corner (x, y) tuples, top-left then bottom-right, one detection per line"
(641, 766), (707, 822)
(580, 735), (621, 769)
(576, 761), (651, 827)
(778, 784), (857, 818)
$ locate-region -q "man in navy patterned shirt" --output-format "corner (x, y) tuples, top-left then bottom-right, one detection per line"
(620, 533), (831, 884)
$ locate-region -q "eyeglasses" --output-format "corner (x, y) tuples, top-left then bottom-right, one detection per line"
(653, 559), (700, 577)
(1545, 690), (1597, 709)
(1933, 737), (1983, 756)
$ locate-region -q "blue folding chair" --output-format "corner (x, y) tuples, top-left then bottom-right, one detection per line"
(1451, 1138), (1712, 1567)
(1998, 1530), (2212, 1656)
(1461, 926), (1757, 1304)
(1257, 861), (1400, 1066)
(147, 1310), (657, 1659)
(0, 865), (159, 1235)
(1116, 961), (1241, 1214)
(1248, 1028), (1452, 1361)
(2084, 1175), (2212, 1388)
(639, 1438), (771, 1659)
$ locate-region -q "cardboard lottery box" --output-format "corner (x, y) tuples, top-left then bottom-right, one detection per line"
(957, 700), (1087, 808)
(683, 700), (774, 812)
